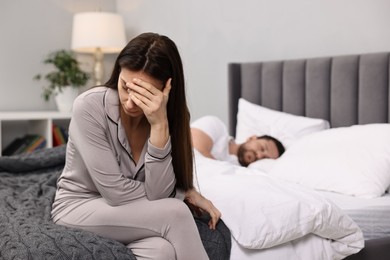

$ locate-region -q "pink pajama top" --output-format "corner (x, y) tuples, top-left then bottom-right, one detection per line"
(51, 86), (183, 222)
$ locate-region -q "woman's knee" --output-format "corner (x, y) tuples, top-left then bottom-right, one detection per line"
(162, 199), (193, 223)
(154, 238), (176, 260)
(128, 237), (175, 260)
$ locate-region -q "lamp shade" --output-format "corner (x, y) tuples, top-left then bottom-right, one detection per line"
(71, 12), (126, 53)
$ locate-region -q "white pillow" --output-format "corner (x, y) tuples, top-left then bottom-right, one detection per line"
(236, 98), (330, 147)
(247, 158), (277, 173)
(269, 124), (390, 198)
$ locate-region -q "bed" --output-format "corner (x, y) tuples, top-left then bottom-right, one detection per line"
(217, 51), (390, 259)
(0, 145), (231, 259)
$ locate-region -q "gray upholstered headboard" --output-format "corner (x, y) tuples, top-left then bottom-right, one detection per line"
(228, 52), (390, 136)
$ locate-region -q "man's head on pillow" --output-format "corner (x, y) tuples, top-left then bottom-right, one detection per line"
(237, 135), (285, 167)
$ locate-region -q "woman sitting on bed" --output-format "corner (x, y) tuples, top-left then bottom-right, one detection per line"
(51, 32), (221, 260)
(191, 115), (285, 166)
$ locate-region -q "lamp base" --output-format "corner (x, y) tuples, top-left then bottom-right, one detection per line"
(94, 48), (104, 86)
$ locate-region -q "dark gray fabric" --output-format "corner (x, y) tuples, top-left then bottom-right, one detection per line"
(0, 146), (231, 260)
(345, 237), (390, 260)
(359, 53), (389, 124)
(0, 161), (135, 259)
(228, 52), (390, 136)
(331, 55), (359, 127)
(195, 216), (231, 260)
(305, 57), (331, 121)
(261, 62), (283, 110)
(283, 59), (305, 115)
(0, 144), (66, 172)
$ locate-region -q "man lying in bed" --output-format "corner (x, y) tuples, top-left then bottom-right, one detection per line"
(191, 115), (285, 167)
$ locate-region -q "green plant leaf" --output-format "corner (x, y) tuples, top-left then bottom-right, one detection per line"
(34, 49), (90, 101)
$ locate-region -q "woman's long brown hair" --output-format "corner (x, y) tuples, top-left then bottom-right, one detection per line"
(105, 32), (193, 191)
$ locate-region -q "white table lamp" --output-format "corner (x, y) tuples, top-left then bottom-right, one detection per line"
(71, 12), (126, 85)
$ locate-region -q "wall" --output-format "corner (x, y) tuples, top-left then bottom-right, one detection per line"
(116, 0), (390, 125)
(1, 0), (390, 126)
(0, 0), (117, 111)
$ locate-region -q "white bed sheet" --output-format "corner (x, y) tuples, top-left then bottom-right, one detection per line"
(318, 191), (390, 240)
(230, 192), (390, 259)
(231, 233), (332, 260)
(194, 150), (364, 260)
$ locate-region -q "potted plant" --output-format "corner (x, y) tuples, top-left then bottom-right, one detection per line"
(34, 49), (90, 112)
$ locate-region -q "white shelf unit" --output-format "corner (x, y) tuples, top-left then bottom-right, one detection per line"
(0, 111), (72, 156)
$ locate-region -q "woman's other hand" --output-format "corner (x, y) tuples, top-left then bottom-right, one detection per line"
(184, 189), (221, 230)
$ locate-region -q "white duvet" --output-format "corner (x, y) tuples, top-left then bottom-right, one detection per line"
(194, 151), (364, 260)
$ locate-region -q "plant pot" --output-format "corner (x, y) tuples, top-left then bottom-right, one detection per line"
(54, 86), (80, 112)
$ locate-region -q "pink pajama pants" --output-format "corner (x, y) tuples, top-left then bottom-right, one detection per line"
(56, 197), (209, 260)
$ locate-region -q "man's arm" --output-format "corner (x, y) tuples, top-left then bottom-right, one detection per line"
(191, 128), (215, 159)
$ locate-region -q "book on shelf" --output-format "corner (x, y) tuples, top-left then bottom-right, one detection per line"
(2, 134), (46, 156)
(25, 136), (46, 153)
(2, 137), (25, 156)
(52, 124), (69, 146)
(59, 125), (69, 143)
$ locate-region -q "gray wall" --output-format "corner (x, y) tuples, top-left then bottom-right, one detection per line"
(2, 0), (390, 126)
(117, 0), (390, 125)
(0, 0), (117, 111)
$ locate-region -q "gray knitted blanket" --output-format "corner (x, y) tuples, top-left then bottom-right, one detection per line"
(0, 145), (230, 260)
